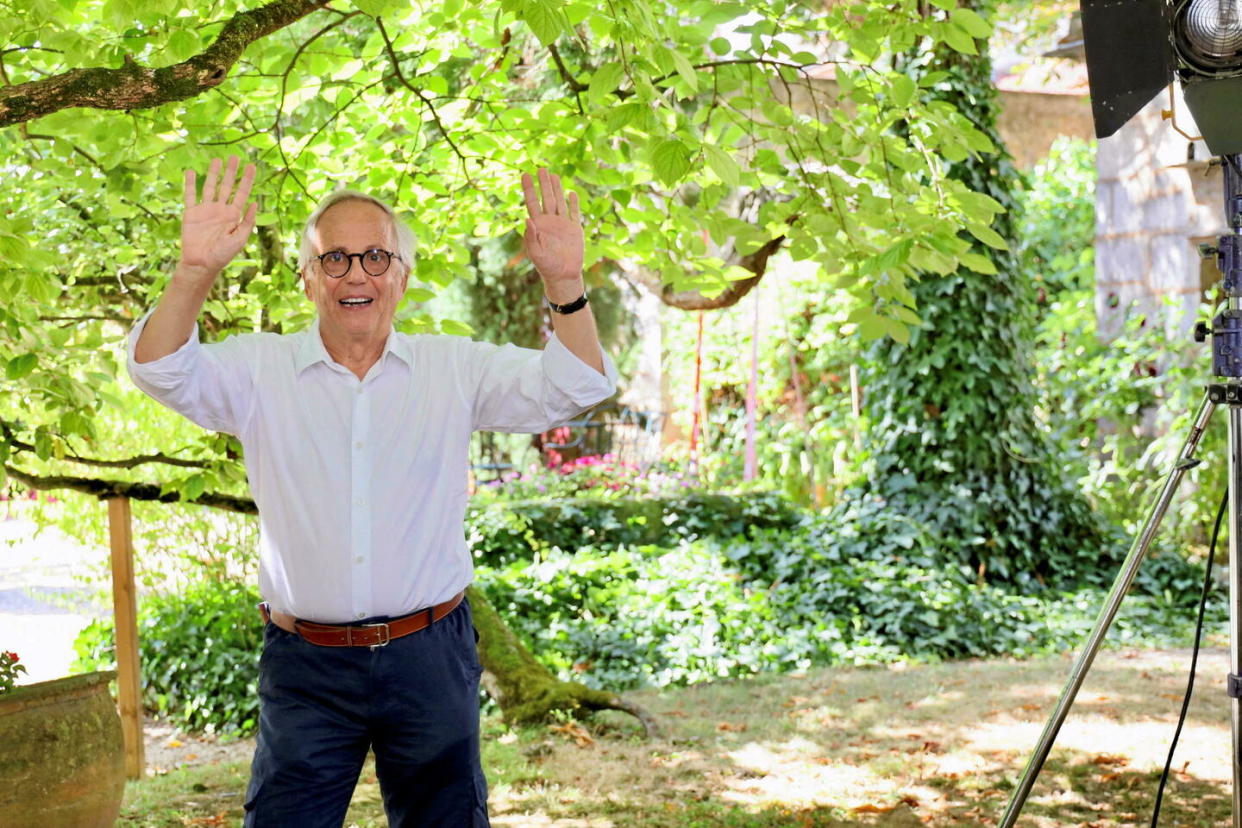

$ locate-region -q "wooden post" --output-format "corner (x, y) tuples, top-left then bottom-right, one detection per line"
(107, 496), (144, 780)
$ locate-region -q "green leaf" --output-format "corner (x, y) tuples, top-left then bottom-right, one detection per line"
(709, 37), (731, 56)
(890, 74), (916, 108)
(523, 0), (566, 45)
(588, 62), (626, 106)
(960, 251), (998, 274)
(439, 318), (475, 336)
(33, 429), (51, 462)
(352, 0), (404, 15)
(703, 144), (740, 188)
(651, 139), (692, 186)
(183, 474), (206, 501)
(166, 29), (201, 62)
(968, 223), (1010, 250)
(668, 48), (699, 93)
(6, 353), (36, 380)
(941, 22), (978, 55)
(950, 7), (992, 39)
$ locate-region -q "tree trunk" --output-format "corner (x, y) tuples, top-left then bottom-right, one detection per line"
(467, 586), (660, 736)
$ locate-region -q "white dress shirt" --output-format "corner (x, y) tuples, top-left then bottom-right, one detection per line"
(127, 315), (617, 623)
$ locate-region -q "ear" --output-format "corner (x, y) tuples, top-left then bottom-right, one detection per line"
(301, 269), (312, 301)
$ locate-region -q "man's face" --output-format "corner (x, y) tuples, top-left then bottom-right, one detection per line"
(303, 199), (408, 346)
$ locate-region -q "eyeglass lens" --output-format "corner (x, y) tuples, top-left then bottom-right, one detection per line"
(321, 249), (392, 277)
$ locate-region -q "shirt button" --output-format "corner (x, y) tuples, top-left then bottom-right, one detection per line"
(356, 611), (366, 619)
(355, 442), (364, 449)
(355, 387), (363, 395)
(355, 556), (364, 564)
(355, 498), (366, 506)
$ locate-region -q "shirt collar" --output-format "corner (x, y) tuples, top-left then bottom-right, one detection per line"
(294, 318), (414, 375)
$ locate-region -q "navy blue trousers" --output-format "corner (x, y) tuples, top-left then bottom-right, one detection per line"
(243, 597), (490, 827)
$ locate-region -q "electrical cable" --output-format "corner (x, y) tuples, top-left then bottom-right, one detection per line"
(1149, 489), (1228, 827)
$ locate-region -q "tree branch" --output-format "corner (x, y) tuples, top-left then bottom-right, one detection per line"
(0, 0), (331, 127)
(5, 465), (256, 514)
(2, 421), (212, 470)
(375, 16), (473, 181)
(622, 233), (788, 311)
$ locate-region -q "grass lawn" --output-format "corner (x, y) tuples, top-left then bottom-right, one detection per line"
(117, 647), (1235, 827)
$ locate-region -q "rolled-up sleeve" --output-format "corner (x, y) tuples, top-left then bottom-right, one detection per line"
(465, 333), (617, 432)
(126, 312), (257, 436)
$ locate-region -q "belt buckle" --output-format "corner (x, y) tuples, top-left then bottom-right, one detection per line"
(363, 622), (391, 650)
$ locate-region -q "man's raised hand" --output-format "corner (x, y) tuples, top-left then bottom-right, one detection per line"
(521, 168), (584, 293)
(180, 156), (258, 281)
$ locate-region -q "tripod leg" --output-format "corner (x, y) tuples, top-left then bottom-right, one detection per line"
(1230, 407), (1242, 827)
(999, 392), (1216, 828)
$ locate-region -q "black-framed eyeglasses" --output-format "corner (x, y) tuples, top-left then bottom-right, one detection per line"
(315, 248), (402, 278)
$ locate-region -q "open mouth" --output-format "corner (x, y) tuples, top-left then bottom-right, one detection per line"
(339, 298), (373, 308)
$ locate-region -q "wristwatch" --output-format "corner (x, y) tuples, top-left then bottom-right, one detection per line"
(546, 290), (589, 315)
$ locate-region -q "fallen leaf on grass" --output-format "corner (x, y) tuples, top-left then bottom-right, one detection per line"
(1090, 754), (1129, 767)
(852, 803), (898, 814)
(717, 722), (748, 732)
(549, 721), (595, 747)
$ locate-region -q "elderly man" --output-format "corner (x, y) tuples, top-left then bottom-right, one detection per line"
(128, 156), (616, 827)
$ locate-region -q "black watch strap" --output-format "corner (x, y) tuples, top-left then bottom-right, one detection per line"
(547, 291), (589, 315)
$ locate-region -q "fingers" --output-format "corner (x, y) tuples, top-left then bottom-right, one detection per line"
(230, 162), (257, 208)
(537, 168), (556, 215)
(549, 171), (564, 215)
(218, 156), (239, 206)
(525, 167), (576, 219)
(188, 156), (256, 207)
(524, 219), (542, 254)
(521, 172), (539, 220)
(237, 201), (259, 239)
(201, 157), (222, 204)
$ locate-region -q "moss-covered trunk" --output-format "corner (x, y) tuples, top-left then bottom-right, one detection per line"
(466, 585), (658, 735)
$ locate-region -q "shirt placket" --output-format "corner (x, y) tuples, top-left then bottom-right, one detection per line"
(350, 381), (373, 620)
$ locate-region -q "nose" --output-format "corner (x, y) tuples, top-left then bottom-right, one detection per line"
(344, 260), (368, 284)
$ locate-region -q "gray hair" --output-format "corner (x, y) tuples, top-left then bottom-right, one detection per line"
(297, 189), (416, 275)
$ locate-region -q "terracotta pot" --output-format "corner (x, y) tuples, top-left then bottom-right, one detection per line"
(0, 671), (125, 828)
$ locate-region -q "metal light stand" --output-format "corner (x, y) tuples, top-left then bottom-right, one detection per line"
(999, 153), (1242, 827)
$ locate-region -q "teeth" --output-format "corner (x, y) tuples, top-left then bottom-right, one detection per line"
(340, 298), (372, 305)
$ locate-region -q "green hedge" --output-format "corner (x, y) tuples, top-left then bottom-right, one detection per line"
(465, 490), (804, 567)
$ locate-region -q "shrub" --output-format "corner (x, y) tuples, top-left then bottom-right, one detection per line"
(74, 579), (262, 736)
(465, 490), (805, 567)
(477, 527), (1226, 692)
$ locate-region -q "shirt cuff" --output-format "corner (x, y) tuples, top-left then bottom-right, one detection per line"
(542, 333), (618, 408)
(126, 310), (202, 384)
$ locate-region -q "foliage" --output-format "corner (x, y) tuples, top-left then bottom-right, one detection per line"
(2, 0), (1020, 511)
(657, 265), (863, 504)
(465, 489), (804, 566)
(0, 651), (26, 694)
(477, 516), (1225, 692)
(1017, 136), (1097, 301)
(74, 579), (262, 736)
(854, 6), (1113, 589)
(1024, 137), (1223, 549)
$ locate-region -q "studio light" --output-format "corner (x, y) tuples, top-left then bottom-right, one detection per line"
(1081, 0), (1242, 152)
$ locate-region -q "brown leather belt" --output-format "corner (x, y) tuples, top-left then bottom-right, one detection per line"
(258, 590), (465, 648)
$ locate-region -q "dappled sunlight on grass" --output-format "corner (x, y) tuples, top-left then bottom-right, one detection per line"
(115, 648), (1236, 827)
